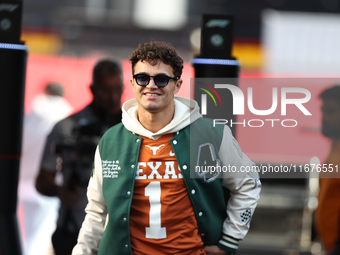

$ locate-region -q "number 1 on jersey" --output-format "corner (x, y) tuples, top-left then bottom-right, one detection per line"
(145, 181), (167, 239)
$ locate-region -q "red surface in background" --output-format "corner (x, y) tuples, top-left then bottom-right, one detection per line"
(25, 54), (335, 166)
(25, 54), (194, 114)
(236, 78), (336, 165)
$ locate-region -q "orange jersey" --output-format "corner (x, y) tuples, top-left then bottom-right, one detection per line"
(129, 134), (205, 255)
(315, 142), (340, 253)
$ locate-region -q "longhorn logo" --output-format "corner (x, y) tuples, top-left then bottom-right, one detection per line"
(145, 144), (165, 155)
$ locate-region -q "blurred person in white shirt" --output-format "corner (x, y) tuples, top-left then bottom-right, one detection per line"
(18, 82), (73, 255)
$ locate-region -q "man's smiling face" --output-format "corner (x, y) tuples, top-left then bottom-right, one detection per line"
(130, 60), (182, 115)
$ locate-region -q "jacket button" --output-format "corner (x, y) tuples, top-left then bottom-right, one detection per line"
(198, 212), (203, 216)
(127, 191), (131, 195)
(131, 165), (135, 168)
(123, 217), (127, 221)
(136, 139), (140, 142)
(173, 140), (177, 145)
(182, 165), (187, 170)
(201, 233), (205, 237)
(191, 189), (195, 194)
(125, 244), (128, 248)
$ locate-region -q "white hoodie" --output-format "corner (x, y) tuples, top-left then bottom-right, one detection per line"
(122, 96), (202, 140)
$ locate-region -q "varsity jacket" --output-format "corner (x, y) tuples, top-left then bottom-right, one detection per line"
(72, 97), (261, 255)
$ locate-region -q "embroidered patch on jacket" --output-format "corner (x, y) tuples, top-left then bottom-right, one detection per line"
(196, 142), (221, 183)
(102, 160), (121, 179)
(239, 209), (252, 225)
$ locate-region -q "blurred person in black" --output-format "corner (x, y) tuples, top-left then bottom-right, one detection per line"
(35, 59), (124, 255)
(314, 85), (340, 255)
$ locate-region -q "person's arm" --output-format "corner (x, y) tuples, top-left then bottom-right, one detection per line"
(36, 123), (61, 196)
(36, 121), (82, 207)
(204, 245), (232, 255)
(72, 146), (107, 255)
(214, 126), (261, 254)
(35, 167), (59, 196)
(36, 167), (82, 208)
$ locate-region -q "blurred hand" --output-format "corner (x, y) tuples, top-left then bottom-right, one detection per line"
(58, 184), (82, 208)
(204, 245), (231, 255)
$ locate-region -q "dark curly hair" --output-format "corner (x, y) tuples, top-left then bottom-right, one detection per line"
(129, 40), (184, 78)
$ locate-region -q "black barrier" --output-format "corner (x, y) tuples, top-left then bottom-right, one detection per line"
(0, 42), (27, 255)
(0, 1), (26, 250)
(0, 2), (26, 254)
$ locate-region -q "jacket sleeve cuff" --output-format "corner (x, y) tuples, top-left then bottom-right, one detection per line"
(217, 235), (239, 254)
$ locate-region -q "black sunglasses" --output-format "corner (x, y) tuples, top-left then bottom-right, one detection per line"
(133, 73), (179, 87)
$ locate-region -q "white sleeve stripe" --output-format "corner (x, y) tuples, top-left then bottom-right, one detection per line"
(222, 235), (239, 245)
(219, 240), (238, 249)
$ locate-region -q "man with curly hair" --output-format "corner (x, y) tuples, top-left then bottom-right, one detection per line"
(72, 41), (261, 255)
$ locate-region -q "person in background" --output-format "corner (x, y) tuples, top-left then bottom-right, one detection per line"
(72, 41), (261, 255)
(18, 82), (73, 255)
(35, 59), (124, 255)
(315, 85), (340, 255)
